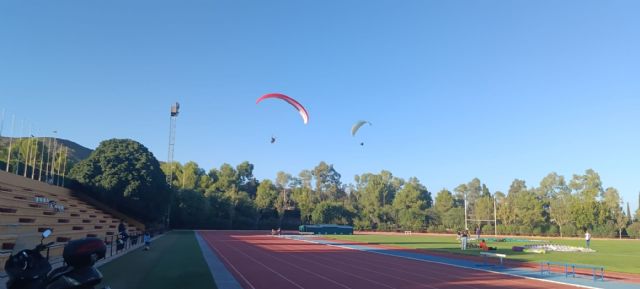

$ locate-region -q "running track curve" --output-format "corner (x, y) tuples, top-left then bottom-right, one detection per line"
(199, 231), (583, 289)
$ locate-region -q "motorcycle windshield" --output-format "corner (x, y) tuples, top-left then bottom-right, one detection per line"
(5, 225), (49, 254)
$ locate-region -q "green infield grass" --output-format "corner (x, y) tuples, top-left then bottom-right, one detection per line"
(100, 231), (216, 289)
(326, 234), (640, 274)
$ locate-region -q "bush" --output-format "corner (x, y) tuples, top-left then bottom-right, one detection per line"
(560, 224), (578, 237)
(517, 225), (532, 235)
(427, 225), (448, 233)
(626, 222), (640, 239)
(481, 224), (494, 235)
(546, 225), (559, 237)
(353, 218), (372, 231)
(592, 221), (617, 238)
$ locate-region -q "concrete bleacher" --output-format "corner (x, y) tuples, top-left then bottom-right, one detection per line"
(0, 170), (144, 270)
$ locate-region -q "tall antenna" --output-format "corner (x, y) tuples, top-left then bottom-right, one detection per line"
(167, 102), (180, 187)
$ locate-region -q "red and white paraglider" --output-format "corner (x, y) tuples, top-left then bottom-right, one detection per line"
(256, 93), (309, 124)
(256, 93), (309, 143)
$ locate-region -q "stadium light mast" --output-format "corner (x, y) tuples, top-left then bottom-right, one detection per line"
(166, 102), (179, 228)
(167, 102), (179, 187)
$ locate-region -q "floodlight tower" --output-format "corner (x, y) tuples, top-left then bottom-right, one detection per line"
(167, 102), (180, 187)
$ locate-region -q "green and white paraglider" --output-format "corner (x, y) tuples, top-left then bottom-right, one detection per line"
(351, 120), (372, 146)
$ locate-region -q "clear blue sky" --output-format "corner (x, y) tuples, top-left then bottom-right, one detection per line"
(1, 1), (639, 212)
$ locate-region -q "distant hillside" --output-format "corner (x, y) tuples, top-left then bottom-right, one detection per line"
(0, 137), (93, 168)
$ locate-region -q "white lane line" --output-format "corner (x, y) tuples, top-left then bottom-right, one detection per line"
(201, 232), (257, 289)
(287, 236), (602, 289)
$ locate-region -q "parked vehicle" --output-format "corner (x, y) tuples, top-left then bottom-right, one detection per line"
(4, 229), (110, 289)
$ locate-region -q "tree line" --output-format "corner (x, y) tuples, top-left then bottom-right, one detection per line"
(68, 138), (640, 238)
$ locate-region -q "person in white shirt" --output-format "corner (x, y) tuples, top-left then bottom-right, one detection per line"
(585, 231), (591, 248)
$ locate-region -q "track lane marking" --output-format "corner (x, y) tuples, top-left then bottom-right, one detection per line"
(229, 236), (356, 289)
(217, 237), (306, 289)
(200, 232), (257, 289)
(288, 236), (602, 289)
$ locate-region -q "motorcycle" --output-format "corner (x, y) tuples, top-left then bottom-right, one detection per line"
(4, 228), (110, 289)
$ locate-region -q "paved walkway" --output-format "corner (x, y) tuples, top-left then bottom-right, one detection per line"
(286, 235), (639, 289)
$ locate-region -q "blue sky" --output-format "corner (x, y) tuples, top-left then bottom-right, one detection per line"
(1, 1), (639, 212)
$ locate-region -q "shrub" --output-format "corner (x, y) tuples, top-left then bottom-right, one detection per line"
(560, 224), (578, 237)
(626, 222), (640, 239)
(546, 225), (559, 237)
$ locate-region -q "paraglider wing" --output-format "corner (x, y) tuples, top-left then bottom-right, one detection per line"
(351, 120), (372, 136)
(256, 93), (309, 124)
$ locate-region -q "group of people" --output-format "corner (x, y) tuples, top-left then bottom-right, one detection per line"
(118, 221), (152, 251)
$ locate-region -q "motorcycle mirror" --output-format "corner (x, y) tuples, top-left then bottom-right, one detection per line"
(42, 229), (53, 239)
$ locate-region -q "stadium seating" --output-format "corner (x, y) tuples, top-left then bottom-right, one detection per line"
(0, 170), (144, 270)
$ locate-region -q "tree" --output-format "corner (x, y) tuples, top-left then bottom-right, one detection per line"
(206, 163), (237, 196)
(569, 169), (603, 230)
(290, 186), (315, 224)
(538, 172), (568, 222)
(636, 191), (640, 221)
(69, 139), (170, 222)
(550, 190), (574, 237)
(353, 171), (403, 229)
(311, 161), (345, 201)
(498, 179), (544, 234)
(255, 180), (279, 227)
(392, 177), (432, 230)
(180, 161), (207, 191)
(434, 189), (454, 214)
(170, 189), (208, 228)
(255, 180), (278, 212)
(473, 196), (494, 226)
(311, 201), (354, 225)
(615, 208), (628, 239)
(275, 171), (292, 211)
(236, 161), (258, 197)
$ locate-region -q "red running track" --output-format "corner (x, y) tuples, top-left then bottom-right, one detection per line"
(199, 231), (582, 289)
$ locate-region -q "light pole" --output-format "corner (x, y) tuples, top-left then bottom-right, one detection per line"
(166, 102), (179, 227)
(5, 114), (15, 172)
(38, 137), (45, 181)
(464, 193), (468, 231)
(61, 147), (68, 187)
(24, 126), (32, 177)
(14, 119), (24, 174)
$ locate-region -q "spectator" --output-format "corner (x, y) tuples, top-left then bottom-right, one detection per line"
(461, 230), (468, 250)
(479, 239), (488, 251)
(585, 230), (591, 248)
(476, 226), (481, 240)
(143, 232), (151, 251)
(118, 220), (126, 234)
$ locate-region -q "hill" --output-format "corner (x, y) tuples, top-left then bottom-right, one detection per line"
(0, 136), (93, 171)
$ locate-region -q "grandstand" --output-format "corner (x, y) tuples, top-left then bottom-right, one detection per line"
(0, 170), (144, 269)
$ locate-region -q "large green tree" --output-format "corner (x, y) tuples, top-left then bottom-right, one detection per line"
(69, 139), (170, 222)
(392, 177), (432, 230)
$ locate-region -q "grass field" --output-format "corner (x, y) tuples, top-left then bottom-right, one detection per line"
(326, 234), (640, 274)
(100, 231), (217, 289)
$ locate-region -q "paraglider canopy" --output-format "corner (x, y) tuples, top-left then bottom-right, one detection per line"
(351, 120), (372, 136)
(256, 93), (309, 124)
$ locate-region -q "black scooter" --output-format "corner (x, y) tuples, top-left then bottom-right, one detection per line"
(4, 229), (110, 289)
